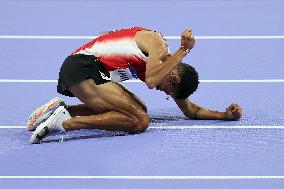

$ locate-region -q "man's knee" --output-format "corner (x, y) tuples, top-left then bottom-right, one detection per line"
(130, 113), (150, 133)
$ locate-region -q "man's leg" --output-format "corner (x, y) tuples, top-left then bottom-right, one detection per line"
(64, 83), (147, 116)
(63, 79), (149, 133)
(114, 83), (147, 113)
(65, 104), (102, 117)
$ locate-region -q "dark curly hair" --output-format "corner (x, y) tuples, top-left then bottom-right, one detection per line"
(174, 63), (199, 99)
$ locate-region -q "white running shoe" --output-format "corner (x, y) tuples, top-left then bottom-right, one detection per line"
(29, 106), (71, 144)
(27, 97), (64, 131)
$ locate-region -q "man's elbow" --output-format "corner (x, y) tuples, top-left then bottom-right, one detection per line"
(183, 111), (195, 119)
(145, 78), (156, 89)
(181, 109), (196, 120)
(186, 114), (196, 120)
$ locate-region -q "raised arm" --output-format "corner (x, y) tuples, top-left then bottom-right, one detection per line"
(174, 98), (242, 120)
(135, 29), (195, 89)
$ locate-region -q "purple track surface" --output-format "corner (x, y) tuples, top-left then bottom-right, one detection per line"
(0, 0), (284, 188)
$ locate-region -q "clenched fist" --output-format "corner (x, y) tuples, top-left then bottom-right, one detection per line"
(225, 103), (243, 120)
(181, 28), (195, 50)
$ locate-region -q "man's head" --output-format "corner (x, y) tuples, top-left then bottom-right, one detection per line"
(156, 63), (199, 99)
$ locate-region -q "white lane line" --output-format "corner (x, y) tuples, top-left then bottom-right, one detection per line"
(0, 80), (58, 83)
(1, 79), (284, 83)
(1, 125), (284, 129)
(0, 126), (26, 129)
(0, 176), (284, 179)
(199, 79), (284, 83)
(1, 35), (284, 40)
(126, 79), (284, 83)
(149, 125), (284, 129)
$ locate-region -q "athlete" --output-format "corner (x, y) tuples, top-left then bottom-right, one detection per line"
(28, 27), (242, 144)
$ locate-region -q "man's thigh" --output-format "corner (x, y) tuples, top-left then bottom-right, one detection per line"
(68, 79), (146, 117)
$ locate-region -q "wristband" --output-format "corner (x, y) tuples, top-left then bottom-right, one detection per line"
(180, 45), (190, 53)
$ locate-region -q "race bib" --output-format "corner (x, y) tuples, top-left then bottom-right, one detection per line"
(109, 66), (138, 82)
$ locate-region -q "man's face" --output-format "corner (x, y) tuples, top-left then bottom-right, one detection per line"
(155, 69), (180, 96)
(156, 78), (173, 95)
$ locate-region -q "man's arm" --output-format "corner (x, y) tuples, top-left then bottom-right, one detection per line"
(174, 98), (242, 120)
(145, 44), (187, 88)
(136, 29), (195, 89)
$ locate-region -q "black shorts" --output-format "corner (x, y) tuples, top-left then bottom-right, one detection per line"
(57, 54), (110, 97)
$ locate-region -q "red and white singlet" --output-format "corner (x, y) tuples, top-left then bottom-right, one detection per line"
(71, 27), (149, 82)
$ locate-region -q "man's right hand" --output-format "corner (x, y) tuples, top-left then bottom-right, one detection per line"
(181, 28), (195, 50)
(225, 103), (243, 120)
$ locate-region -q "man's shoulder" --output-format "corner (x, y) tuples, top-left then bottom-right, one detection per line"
(136, 29), (161, 39)
(136, 30), (166, 52)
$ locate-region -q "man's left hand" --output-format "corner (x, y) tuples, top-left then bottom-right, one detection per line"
(181, 28), (195, 50)
(225, 103), (242, 120)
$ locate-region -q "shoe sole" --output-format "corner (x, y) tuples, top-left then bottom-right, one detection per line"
(30, 106), (66, 144)
(27, 98), (63, 131)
